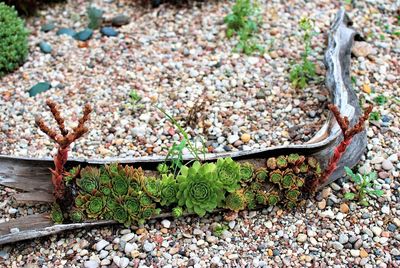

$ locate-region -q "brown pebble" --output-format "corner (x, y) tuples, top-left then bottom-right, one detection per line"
(340, 203), (350, 213)
(318, 200), (326, 210)
(360, 248), (368, 258)
(241, 133), (251, 143)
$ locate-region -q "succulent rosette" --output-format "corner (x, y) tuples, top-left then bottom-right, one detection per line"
(144, 177), (161, 201)
(269, 170), (283, 186)
(255, 168), (268, 182)
(177, 161), (224, 217)
(112, 175), (129, 197)
(77, 167), (100, 193)
(268, 192), (280, 206)
(124, 197), (140, 216)
(172, 207), (183, 218)
(70, 208), (84, 223)
(276, 155), (288, 169)
(112, 205), (129, 225)
(266, 157), (277, 170)
(75, 194), (87, 208)
(139, 194), (153, 207)
(287, 189), (301, 202)
(51, 204), (63, 224)
(157, 163), (170, 174)
(85, 196), (105, 218)
(239, 162), (254, 182)
(225, 191), (246, 212)
(160, 174), (178, 206)
(215, 157), (241, 193)
(282, 172), (296, 189)
(255, 191), (268, 205)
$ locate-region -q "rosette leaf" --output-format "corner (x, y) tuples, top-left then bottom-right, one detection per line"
(269, 170), (283, 186)
(255, 168), (268, 182)
(112, 175), (129, 197)
(124, 197), (140, 216)
(124, 166), (145, 186)
(77, 166), (99, 194)
(255, 191), (268, 205)
(70, 208), (84, 223)
(101, 210), (113, 220)
(287, 153), (301, 165)
(244, 190), (255, 204)
(157, 163), (170, 174)
(98, 169), (111, 185)
(143, 177), (161, 201)
(101, 187), (111, 196)
(282, 172), (296, 189)
(177, 161), (224, 217)
(307, 157), (318, 169)
(286, 189), (301, 202)
(296, 177), (305, 187)
(86, 196), (105, 218)
(64, 166), (80, 184)
(276, 155), (288, 169)
(51, 204), (63, 224)
(266, 157), (277, 170)
(215, 157), (241, 192)
(160, 174), (178, 206)
(106, 197), (119, 210)
(225, 191), (246, 211)
(240, 162), (254, 182)
(268, 193), (280, 206)
(112, 205), (129, 225)
(299, 163), (309, 173)
(172, 207), (183, 218)
(75, 194), (87, 208)
(286, 201), (297, 209)
(139, 194), (153, 207)
(141, 206), (158, 220)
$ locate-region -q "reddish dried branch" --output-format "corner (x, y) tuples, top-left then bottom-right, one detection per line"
(36, 100), (92, 201)
(309, 104), (372, 193)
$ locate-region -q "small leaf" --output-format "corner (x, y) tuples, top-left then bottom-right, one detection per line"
(369, 189), (384, 197)
(344, 192), (355, 200)
(360, 200), (369, 206)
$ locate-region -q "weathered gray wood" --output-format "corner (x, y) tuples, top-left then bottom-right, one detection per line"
(0, 9), (367, 245)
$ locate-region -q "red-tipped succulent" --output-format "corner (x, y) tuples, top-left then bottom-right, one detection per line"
(36, 100), (92, 200)
(308, 104), (372, 193)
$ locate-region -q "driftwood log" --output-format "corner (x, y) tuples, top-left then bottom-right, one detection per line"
(0, 9), (365, 245)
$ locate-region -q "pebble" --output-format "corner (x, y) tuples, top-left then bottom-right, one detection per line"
(111, 14), (130, 26)
(95, 240), (109, 251)
(339, 234), (349, 244)
(340, 203), (349, 213)
(143, 241), (155, 252)
(100, 27), (118, 37)
(352, 41), (376, 57)
(74, 28), (93, 41)
(371, 226), (382, 237)
(227, 134), (239, 144)
(56, 27), (75, 36)
(297, 234), (307, 243)
(161, 219), (171, 228)
(39, 41), (52, 54)
(241, 133), (251, 143)
(84, 260), (99, 268)
(350, 249), (360, 257)
(382, 160), (394, 171)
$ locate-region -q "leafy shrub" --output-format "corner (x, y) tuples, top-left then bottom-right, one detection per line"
(224, 0), (264, 55)
(0, 3), (28, 77)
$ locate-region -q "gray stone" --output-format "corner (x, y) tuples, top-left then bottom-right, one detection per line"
(332, 241), (344, 250)
(84, 260), (99, 268)
(112, 14), (130, 26)
(39, 41), (52, 54)
(101, 27), (118, 37)
(74, 29), (93, 41)
(143, 241), (155, 252)
(382, 160), (394, 171)
(56, 28), (75, 37)
(29, 82), (52, 97)
(339, 234), (349, 244)
(95, 240), (109, 251)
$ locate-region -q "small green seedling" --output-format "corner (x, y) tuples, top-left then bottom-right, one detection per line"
(224, 0), (264, 55)
(128, 90), (144, 112)
(369, 111), (381, 121)
(289, 17), (317, 89)
(87, 6), (103, 29)
(373, 94), (387, 106)
(213, 223), (228, 237)
(344, 166), (384, 206)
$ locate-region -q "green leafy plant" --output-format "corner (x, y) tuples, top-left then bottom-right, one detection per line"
(128, 90), (144, 112)
(239, 162), (254, 182)
(225, 190), (246, 211)
(50, 204), (64, 224)
(159, 174), (178, 206)
(373, 94), (387, 106)
(215, 157), (241, 192)
(177, 161), (224, 217)
(172, 207), (183, 218)
(289, 17), (317, 89)
(343, 167), (384, 206)
(213, 223), (228, 237)
(224, 0), (264, 55)
(87, 6), (103, 29)
(369, 111), (381, 121)
(0, 3), (29, 77)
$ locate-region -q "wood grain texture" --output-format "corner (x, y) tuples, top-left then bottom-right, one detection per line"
(0, 9), (367, 245)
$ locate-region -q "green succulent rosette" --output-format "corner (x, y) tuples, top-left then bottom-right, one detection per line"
(139, 194), (153, 207)
(85, 196), (105, 218)
(250, 182), (263, 192)
(255, 168), (268, 182)
(296, 177), (305, 187)
(269, 170), (283, 185)
(276, 155), (288, 169)
(172, 207), (183, 218)
(268, 193), (280, 206)
(225, 191), (246, 212)
(177, 161), (224, 217)
(215, 157), (241, 193)
(51, 204), (63, 224)
(77, 167), (99, 193)
(143, 177), (161, 201)
(255, 191), (268, 205)
(75, 194), (87, 208)
(70, 208), (84, 223)
(101, 210), (114, 220)
(157, 163), (170, 174)
(299, 163), (309, 173)
(281, 172), (296, 189)
(64, 166), (80, 185)
(124, 197), (140, 216)
(141, 206), (159, 220)
(160, 174), (178, 206)
(286, 201), (297, 209)
(98, 170), (111, 185)
(287, 153), (301, 165)
(307, 157), (318, 169)
(112, 175), (129, 197)
(112, 205), (129, 225)
(239, 162), (254, 182)
(286, 189), (301, 202)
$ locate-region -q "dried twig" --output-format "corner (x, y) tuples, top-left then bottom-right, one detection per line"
(308, 104), (372, 192)
(36, 100), (92, 201)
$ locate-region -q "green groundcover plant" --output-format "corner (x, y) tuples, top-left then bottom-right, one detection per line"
(0, 3), (29, 77)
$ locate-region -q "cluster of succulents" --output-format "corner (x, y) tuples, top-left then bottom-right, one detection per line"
(266, 154), (321, 208)
(52, 155), (322, 226)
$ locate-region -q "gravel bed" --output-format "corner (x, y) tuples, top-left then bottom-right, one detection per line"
(0, 0), (332, 159)
(0, 0), (399, 267)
